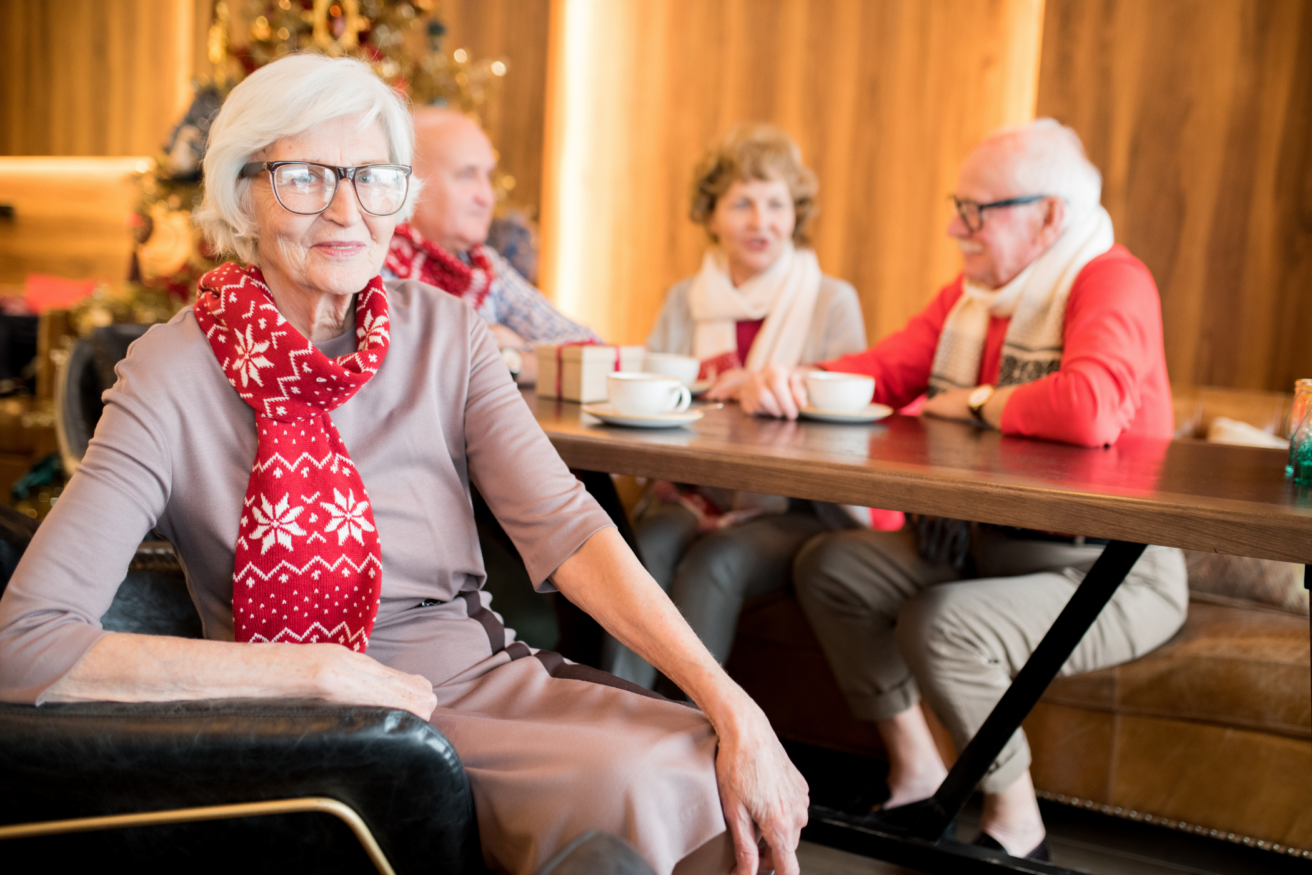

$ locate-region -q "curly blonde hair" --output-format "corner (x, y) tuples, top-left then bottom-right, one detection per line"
(689, 123), (818, 247)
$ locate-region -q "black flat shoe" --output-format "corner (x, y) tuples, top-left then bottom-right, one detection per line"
(972, 831), (1052, 862)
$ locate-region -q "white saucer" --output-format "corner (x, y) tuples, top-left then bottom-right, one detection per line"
(689, 379), (714, 397)
(799, 403), (893, 424)
(582, 403), (704, 429)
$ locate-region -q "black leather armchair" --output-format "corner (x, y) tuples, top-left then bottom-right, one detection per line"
(0, 505), (484, 874)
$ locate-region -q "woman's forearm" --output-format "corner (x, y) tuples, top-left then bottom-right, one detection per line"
(44, 633), (323, 703)
(550, 527), (754, 731)
(42, 632), (438, 718)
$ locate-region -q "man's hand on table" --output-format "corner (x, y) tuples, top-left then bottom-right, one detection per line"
(710, 692), (809, 875)
(921, 385), (1016, 429)
(739, 365), (810, 419)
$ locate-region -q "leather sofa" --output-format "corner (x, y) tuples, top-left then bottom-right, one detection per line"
(725, 385), (1312, 856)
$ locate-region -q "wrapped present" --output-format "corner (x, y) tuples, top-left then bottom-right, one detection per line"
(536, 342), (645, 403)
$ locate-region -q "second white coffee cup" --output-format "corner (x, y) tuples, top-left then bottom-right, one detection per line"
(804, 371), (876, 413)
(642, 352), (701, 386)
(608, 372), (692, 416)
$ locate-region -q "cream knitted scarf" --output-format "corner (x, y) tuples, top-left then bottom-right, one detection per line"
(928, 206), (1115, 395)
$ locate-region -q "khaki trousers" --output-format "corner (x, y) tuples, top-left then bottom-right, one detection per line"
(793, 527), (1189, 794)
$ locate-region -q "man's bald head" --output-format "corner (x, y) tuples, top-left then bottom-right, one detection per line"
(967, 119), (1102, 229)
(409, 106), (497, 253)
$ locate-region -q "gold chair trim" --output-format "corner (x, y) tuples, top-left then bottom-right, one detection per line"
(0, 796), (396, 875)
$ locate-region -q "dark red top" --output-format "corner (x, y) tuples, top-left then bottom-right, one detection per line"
(820, 245), (1173, 448)
(736, 319), (764, 365)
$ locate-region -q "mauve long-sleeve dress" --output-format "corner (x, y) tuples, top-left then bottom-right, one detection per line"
(0, 279), (729, 875)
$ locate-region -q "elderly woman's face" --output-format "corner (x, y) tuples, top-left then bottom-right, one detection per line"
(708, 177), (795, 285)
(251, 114), (397, 298)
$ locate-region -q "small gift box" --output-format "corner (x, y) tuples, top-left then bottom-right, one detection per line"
(536, 343), (645, 403)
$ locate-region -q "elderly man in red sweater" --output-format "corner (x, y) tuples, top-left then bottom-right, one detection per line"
(740, 119), (1188, 861)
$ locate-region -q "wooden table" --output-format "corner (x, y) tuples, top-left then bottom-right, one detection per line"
(526, 390), (1312, 874)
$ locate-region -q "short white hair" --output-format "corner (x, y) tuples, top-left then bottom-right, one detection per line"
(986, 118), (1103, 228)
(195, 53), (417, 265)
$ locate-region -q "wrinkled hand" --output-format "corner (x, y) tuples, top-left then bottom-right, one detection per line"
(305, 644), (438, 720)
(739, 365), (808, 420)
(716, 701), (810, 875)
(920, 387), (974, 423)
(705, 367), (751, 401)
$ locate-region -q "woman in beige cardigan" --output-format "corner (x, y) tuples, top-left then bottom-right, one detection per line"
(609, 124), (867, 692)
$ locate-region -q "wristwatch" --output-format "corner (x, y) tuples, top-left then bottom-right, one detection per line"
(968, 384), (995, 422)
(500, 347), (523, 378)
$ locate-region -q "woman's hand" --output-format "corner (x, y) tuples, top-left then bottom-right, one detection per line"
(712, 695), (810, 875)
(303, 644), (438, 719)
(739, 365), (808, 419)
(705, 367), (751, 401)
(552, 528), (808, 874)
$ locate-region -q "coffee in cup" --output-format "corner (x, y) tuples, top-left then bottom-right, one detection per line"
(642, 352), (701, 386)
(804, 371), (875, 413)
(607, 372), (692, 417)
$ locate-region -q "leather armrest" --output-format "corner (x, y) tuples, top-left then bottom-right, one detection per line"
(0, 699), (485, 875)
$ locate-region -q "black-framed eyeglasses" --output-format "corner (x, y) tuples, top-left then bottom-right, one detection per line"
(239, 161), (412, 217)
(949, 193), (1050, 233)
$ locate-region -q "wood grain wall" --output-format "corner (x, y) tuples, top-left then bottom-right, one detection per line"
(442, 0), (552, 217)
(0, 0), (201, 156)
(1037, 0), (1312, 392)
(539, 0), (1045, 348)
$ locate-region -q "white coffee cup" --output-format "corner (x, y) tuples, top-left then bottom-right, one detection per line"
(642, 352), (701, 386)
(804, 371), (875, 413)
(607, 372), (692, 416)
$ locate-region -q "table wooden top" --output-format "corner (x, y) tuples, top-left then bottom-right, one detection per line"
(525, 391), (1312, 564)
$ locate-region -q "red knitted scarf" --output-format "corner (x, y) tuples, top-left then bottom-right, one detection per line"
(194, 263), (389, 651)
(385, 223), (494, 310)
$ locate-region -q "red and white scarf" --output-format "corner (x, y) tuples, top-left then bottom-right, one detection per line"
(385, 223), (494, 310)
(194, 263), (389, 651)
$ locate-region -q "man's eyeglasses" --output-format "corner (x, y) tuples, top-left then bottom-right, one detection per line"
(240, 161), (412, 217)
(949, 194), (1050, 233)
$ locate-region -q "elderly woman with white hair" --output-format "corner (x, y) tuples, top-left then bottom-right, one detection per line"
(741, 119), (1186, 861)
(0, 54), (808, 875)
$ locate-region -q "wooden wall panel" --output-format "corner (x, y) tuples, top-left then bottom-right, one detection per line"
(0, 0), (197, 157)
(539, 0), (1044, 347)
(441, 0), (552, 216)
(1038, 0), (1312, 392)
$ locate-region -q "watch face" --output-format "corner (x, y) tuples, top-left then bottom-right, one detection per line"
(969, 385), (993, 408)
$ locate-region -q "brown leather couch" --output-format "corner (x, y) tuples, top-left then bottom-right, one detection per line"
(724, 385), (1312, 854)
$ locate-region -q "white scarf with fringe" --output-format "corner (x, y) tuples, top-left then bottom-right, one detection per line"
(928, 206), (1115, 395)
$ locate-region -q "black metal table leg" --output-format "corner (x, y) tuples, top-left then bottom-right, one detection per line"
(907, 539), (1148, 841)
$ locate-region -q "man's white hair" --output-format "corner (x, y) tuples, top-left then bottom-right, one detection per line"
(987, 117), (1102, 228)
(195, 53), (417, 265)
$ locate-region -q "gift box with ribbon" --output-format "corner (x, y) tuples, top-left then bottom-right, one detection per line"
(535, 342), (645, 403)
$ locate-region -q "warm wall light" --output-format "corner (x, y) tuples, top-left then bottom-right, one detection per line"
(540, 0), (597, 327)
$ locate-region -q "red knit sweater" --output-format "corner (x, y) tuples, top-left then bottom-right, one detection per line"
(820, 245), (1173, 448)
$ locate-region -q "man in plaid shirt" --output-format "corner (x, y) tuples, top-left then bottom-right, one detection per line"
(384, 107), (600, 384)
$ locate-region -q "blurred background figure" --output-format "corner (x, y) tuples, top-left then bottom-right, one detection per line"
(385, 107), (599, 386)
